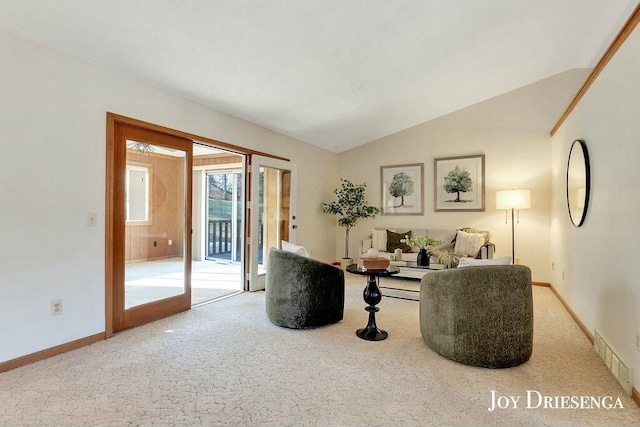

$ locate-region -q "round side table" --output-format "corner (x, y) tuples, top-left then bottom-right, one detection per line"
(346, 264), (400, 341)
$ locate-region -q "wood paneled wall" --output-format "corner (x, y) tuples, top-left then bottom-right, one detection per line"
(193, 153), (242, 167)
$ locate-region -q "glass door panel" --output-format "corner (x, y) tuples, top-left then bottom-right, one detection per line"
(125, 142), (187, 309)
(112, 122), (192, 332)
(191, 145), (245, 305)
(249, 156), (297, 291)
(206, 172), (236, 261)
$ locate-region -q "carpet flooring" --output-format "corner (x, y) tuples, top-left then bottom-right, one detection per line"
(0, 275), (638, 426)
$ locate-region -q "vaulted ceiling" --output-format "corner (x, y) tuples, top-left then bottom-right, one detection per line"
(0, 0), (637, 152)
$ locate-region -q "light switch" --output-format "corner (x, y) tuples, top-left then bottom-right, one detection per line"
(87, 212), (97, 227)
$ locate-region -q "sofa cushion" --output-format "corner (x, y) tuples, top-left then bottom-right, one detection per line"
(387, 230), (412, 252)
(453, 230), (485, 257)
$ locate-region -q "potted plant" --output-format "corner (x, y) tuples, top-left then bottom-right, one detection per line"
(322, 179), (379, 268)
(400, 234), (442, 267)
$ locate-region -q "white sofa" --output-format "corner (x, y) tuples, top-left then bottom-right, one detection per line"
(358, 227), (495, 275)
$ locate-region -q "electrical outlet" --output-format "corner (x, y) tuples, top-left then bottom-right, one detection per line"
(51, 299), (62, 316)
(168, 239), (173, 246)
(87, 212), (97, 227)
(153, 241), (158, 247)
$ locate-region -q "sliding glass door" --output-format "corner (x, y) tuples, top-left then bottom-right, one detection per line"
(112, 122), (192, 332)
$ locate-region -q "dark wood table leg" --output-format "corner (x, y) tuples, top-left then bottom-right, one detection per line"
(356, 274), (388, 341)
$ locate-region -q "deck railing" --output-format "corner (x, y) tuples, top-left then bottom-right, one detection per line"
(207, 219), (263, 262)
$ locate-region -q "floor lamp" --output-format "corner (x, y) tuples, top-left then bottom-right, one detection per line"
(496, 189), (530, 264)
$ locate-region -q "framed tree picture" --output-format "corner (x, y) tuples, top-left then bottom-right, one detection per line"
(380, 163), (424, 215)
(434, 154), (485, 211)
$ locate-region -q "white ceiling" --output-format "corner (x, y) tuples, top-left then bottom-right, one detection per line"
(0, 1), (637, 153)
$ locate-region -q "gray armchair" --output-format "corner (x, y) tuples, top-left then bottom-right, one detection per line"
(420, 265), (533, 368)
(265, 248), (345, 329)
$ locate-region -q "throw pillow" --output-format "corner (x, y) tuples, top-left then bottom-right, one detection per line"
(386, 230), (412, 253)
(460, 227), (490, 244)
(453, 230), (486, 257)
(281, 240), (309, 257)
(457, 256), (512, 268)
(371, 229), (389, 252)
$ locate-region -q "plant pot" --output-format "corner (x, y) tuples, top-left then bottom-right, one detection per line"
(416, 249), (430, 267)
(340, 258), (353, 270)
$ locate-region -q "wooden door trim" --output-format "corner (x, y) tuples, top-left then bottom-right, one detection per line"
(105, 116), (116, 337)
(106, 115), (195, 335)
(108, 113), (289, 161)
(120, 125), (193, 331)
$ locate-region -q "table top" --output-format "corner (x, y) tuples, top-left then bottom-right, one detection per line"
(346, 264), (400, 277)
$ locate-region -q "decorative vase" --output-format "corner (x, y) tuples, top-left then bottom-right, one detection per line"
(416, 248), (430, 267)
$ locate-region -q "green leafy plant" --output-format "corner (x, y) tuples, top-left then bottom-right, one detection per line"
(400, 234), (442, 252)
(444, 165), (472, 202)
(322, 179), (379, 259)
(389, 172), (415, 207)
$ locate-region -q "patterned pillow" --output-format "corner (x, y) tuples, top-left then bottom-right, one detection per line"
(387, 230), (412, 253)
(453, 230), (486, 257)
(459, 227), (490, 244)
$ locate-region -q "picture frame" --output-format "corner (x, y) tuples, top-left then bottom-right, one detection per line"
(434, 154), (485, 211)
(380, 163), (424, 215)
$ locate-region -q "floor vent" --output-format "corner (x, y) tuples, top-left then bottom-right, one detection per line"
(594, 330), (633, 395)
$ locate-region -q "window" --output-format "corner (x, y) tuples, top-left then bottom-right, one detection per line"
(125, 164), (150, 223)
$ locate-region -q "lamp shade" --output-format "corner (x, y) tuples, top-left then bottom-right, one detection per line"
(496, 189), (531, 210)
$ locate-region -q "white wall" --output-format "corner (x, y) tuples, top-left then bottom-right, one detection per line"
(337, 69), (589, 283)
(0, 29), (337, 363)
(550, 25), (640, 389)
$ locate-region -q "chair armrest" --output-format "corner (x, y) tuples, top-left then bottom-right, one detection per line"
(477, 243), (495, 259)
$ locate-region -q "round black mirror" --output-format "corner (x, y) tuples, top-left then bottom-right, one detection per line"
(566, 139), (590, 227)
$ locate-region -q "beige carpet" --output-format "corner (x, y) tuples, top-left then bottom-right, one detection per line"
(1, 276), (639, 426)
